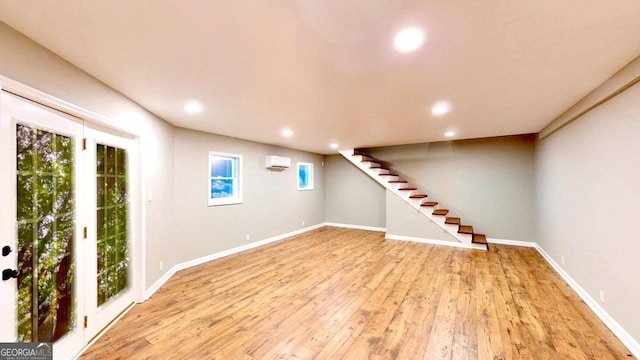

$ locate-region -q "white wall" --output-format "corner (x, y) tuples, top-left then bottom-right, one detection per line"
(0, 21), (176, 290)
(365, 135), (537, 242)
(173, 127), (325, 263)
(385, 190), (456, 241)
(536, 81), (640, 342)
(324, 154), (386, 228)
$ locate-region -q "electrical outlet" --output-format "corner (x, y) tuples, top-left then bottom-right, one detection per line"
(599, 289), (605, 303)
(301, 220), (305, 226)
(159, 261), (163, 271)
(561, 256), (565, 265)
(246, 234), (250, 241)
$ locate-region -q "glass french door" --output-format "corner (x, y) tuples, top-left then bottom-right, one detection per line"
(0, 92), (86, 359)
(0, 92), (134, 359)
(83, 129), (134, 338)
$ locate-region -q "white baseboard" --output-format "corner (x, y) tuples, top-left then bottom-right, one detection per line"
(487, 237), (537, 247)
(73, 302), (136, 360)
(535, 245), (639, 358)
(385, 234), (487, 251)
(144, 265), (177, 300)
(144, 223), (325, 300)
(324, 222), (386, 232)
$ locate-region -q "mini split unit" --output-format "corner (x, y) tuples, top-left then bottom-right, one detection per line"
(265, 155), (290, 170)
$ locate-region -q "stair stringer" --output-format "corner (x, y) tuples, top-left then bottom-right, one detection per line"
(339, 149), (487, 250)
(386, 189), (459, 243)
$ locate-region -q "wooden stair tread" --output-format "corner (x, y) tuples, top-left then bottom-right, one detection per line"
(369, 166), (389, 170)
(409, 194), (428, 199)
(398, 187), (418, 191)
(458, 225), (474, 234)
(445, 217), (460, 225)
(432, 209), (449, 215)
(378, 173), (398, 177)
(421, 201), (438, 206)
(388, 180), (408, 183)
(473, 233), (488, 244)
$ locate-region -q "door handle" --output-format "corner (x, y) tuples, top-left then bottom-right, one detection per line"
(2, 269), (19, 281)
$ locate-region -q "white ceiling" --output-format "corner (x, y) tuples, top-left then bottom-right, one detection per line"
(1, 1), (639, 154)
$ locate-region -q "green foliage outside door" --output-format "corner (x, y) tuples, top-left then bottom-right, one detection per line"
(16, 124), (75, 342)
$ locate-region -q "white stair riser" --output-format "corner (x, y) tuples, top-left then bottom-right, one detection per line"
(420, 201), (438, 212)
(457, 233), (473, 244)
(432, 215), (447, 225)
(362, 161), (382, 168)
(379, 175), (399, 182)
(397, 189), (417, 197)
(444, 223), (459, 234)
(354, 154), (376, 161)
(408, 197), (426, 205)
(389, 182), (409, 190)
(419, 206), (437, 217)
(370, 167), (390, 175)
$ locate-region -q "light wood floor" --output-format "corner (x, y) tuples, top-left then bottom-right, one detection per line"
(80, 227), (634, 359)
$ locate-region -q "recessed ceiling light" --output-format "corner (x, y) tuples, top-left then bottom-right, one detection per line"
(394, 27), (425, 53)
(432, 101), (451, 116)
(281, 128), (294, 137)
(184, 100), (203, 114)
(330, 143), (339, 149)
(444, 131), (455, 137)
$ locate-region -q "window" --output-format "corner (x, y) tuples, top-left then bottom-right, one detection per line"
(208, 151), (242, 206)
(297, 162), (314, 190)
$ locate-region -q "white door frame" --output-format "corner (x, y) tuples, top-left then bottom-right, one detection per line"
(0, 87), (14, 340)
(0, 76), (145, 304)
(0, 91), (86, 359)
(0, 78), (145, 357)
(83, 127), (136, 339)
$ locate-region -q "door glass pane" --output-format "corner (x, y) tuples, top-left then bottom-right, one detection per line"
(96, 144), (129, 306)
(16, 124), (75, 342)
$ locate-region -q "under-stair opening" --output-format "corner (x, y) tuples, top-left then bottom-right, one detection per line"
(345, 149), (489, 251)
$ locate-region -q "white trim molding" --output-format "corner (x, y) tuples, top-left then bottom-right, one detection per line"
(143, 266), (176, 301)
(385, 234), (487, 251)
(487, 237), (537, 247)
(535, 245), (640, 358)
(72, 302), (136, 360)
(324, 222), (386, 232)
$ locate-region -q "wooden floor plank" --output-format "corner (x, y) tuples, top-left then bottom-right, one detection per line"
(79, 227), (635, 360)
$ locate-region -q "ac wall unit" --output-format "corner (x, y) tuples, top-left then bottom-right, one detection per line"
(265, 155), (291, 169)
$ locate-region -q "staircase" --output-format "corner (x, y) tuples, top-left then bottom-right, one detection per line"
(339, 149), (489, 251)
